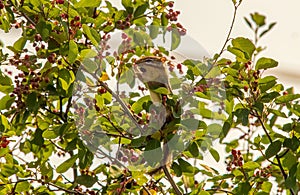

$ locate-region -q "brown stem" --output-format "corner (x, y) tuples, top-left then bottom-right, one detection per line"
(213, 1), (241, 64)
(162, 166), (182, 195)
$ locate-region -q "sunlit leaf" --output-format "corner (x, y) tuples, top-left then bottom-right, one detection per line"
(56, 154), (78, 173)
(255, 57), (278, 70)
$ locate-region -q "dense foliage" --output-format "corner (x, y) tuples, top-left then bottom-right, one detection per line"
(0, 0), (299, 194)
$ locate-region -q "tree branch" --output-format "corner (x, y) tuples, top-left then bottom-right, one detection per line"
(162, 166), (182, 195)
(213, 1), (241, 64)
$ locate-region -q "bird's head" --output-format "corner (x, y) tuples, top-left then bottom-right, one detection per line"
(134, 56), (168, 84)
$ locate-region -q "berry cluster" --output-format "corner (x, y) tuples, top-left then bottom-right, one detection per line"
(226, 149), (244, 171)
(10, 70), (47, 109)
(165, 9), (180, 22)
(97, 33), (112, 59)
(194, 84), (207, 93)
(117, 33), (135, 56)
(47, 53), (57, 64)
(254, 165), (272, 178)
(0, 136), (10, 148)
(117, 149), (145, 164)
(116, 14), (132, 30)
(74, 186), (98, 195)
(70, 15), (81, 28)
(33, 34), (46, 53)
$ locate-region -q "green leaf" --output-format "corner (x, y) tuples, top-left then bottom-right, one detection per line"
(181, 118), (200, 131)
(131, 96), (151, 113)
(198, 191), (210, 195)
(149, 21), (159, 39)
(56, 154), (78, 173)
(261, 181), (272, 193)
(258, 76), (277, 84)
(131, 171), (148, 186)
(152, 87), (170, 95)
(75, 0), (101, 8)
(265, 140), (281, 159)
(259, 22), (277, 38)
(172, 162), (182, 177)
(15, 180), (30, 193)
(13, 37), (27, 52)
(0, 95), (15, 110)
(251, 12), (266, 27)
(37, 21), (52, 41)
(82, 24), (99, 47)
(171, 29), (181, 50)
(161, 12), (168, 26)
(0, 71), (12, 86)
(268, 108), (287, 118)
(209, 148), (220, 162)
(234, 108), (250, 126)
(244, 17), (253, 29)
(31, 128), (44, 146)
(255, 57), (278, 70)
(144, 139), (162, 166)
(283, 137), (300, 152)
(122, 0), (133, 13)
(68, 40), (78, 64)
(42, 129), (59, 139)
(188, 142), (199, 157)
(275, 94), (300, 104)
(178, 158), (194, 173)
(242, 161), (260, 171)
(220, 121), (231, 141)
(76, 175), (98, 187)
(134, 3), (148, 18)
(228, 37), (255, 60)
(26, 92), (38, 112)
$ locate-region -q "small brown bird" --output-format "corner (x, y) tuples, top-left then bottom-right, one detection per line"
(134, 56), (173, 103)
(134, 56), (175, 174)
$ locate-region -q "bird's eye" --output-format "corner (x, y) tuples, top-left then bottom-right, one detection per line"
(144, 58), (153, 62)
(139, 67), (147, 73)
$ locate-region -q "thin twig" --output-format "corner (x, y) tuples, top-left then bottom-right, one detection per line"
(213, 1), (241, 64)
(162, 165), (182, 195)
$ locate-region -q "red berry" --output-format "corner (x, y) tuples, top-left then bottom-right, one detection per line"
(176, 63), (182, 69)
(0, 3), (4, 9)
(74, 16), (80, 21)
(130, 155), (138, 162)
(231, 149), (237, 156)
(56, 0), (64, 4)
(168, 1), (174, 7)
(283, 91), (288, 95)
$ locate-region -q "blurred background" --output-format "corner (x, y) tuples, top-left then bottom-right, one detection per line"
(174, 0), (300, 91)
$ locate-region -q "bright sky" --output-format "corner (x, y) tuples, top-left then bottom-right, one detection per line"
(174, 0), (300, 90)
